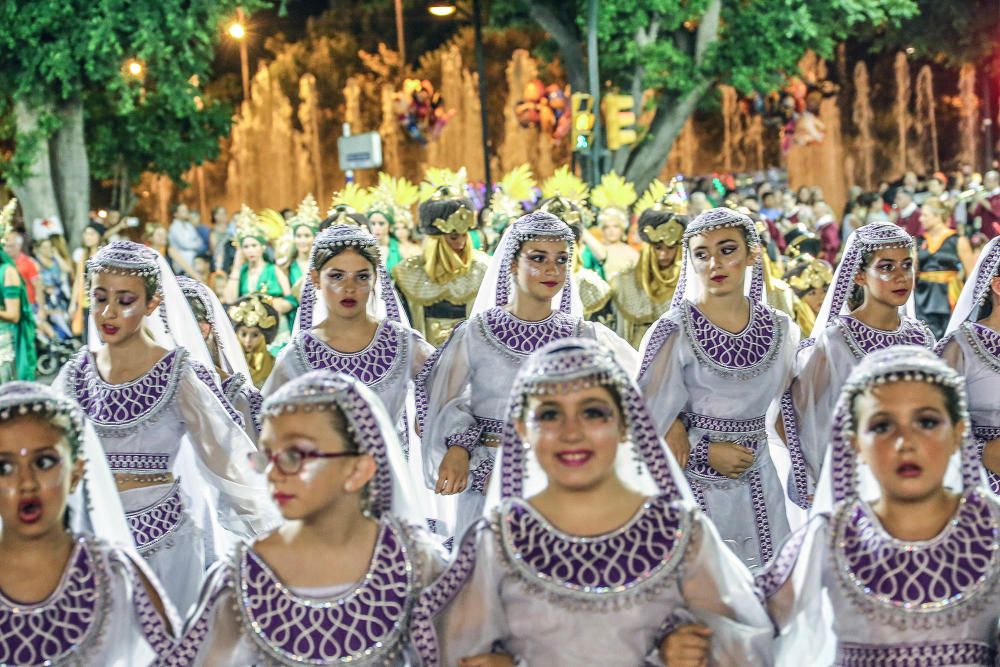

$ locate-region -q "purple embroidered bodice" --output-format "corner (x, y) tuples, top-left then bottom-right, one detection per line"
(236, 518), (415, 663)
(835, 315), (934, 360)
(296, 322), (403, 389)
(681, 300), (782, 379)
(70, 349), (183, 435)
(833, 491), (1000, 616)
(498, 495), (691, 603)
(964, 322), (1000, 375)
(479, 307), (580, 358)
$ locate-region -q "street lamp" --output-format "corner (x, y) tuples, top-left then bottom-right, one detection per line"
(125, 59), (143, 78)
(228, 8), (251, 103)
(428, 0), (492, 198)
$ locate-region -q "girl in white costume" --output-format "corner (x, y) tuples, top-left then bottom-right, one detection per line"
(170, 371), (448, 666)
(177, 275), (262, 444)
(417, 211), (635, 539)
(412, 339), (773, 666)
(53, 240), (279, 615)
(759, 346), (1000, 666)
(937, 236), (1000, 493)
(781, 222), (932, 508)
(0, 382), (178, 666)
(637, 206), (796, 569)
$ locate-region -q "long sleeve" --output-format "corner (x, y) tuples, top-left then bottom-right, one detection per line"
(176, 367), (281, 537)
(636, 313), (690, 437)
(260, 342), (298, 398)
(589, 321), (639, 376)
(676, 514), (775, 666)
(416, 323), (478, 490)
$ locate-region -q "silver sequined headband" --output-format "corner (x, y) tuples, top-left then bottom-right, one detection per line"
(0, 382), (84, 456)
(308, 224), (380, 272)
(682, 207), (760, 249)
(176, 276), (215, 328)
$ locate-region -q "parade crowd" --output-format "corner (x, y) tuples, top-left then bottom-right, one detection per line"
(1, 162), (1000, 666)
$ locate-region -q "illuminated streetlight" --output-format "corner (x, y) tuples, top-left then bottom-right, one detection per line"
(126, 60), (143, 77)
(428, 1), (457, 17)
(228, 22), (246, 40)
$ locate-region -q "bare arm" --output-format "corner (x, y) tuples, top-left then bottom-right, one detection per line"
(958, 236), (975, 276)
(0, 266), (21, 323)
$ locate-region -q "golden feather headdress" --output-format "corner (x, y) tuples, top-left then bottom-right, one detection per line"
(235, 205), (287, 245)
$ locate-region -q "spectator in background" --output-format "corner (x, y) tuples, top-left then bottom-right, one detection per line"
(33, 235), (72, 339)
(893, 188), (922, 236)
(4, 230), (39, 309)
(69, 221), (105, 338)
(168, 203), (205, 274)
(970, 170), (1000, 239)
(760, 190), (782, 223)
(147, 222), (198, 277)
(192, 253), (213, 286)
(210, 205), (236, 273)
(813, 201), (840, 264)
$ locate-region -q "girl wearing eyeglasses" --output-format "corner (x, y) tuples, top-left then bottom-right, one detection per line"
(172, 371), (447, 666)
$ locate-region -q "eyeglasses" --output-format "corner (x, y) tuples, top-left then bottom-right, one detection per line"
(247, 447), (360, 475)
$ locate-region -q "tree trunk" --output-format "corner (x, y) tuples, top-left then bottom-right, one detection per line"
(50, 99), (90, 246)
(623, 79), (714, 193)
(524, 3), (587, 93)
(10, 99), (62, 238)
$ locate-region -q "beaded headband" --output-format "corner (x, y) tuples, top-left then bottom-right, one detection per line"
(829, 346), (976, 502)
(499, 338), (678, 500)
(87, 241), (162, 293)
(682, 207), (761, 249)
(495, 211), (576, 310)
(176, 276), (215, 327)
(261, 371), (395, 517)
(0, 382), (84, 456)
(308, 224), (380, 271)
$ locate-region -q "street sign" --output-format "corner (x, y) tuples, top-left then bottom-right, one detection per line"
(337, 132), (383, 171)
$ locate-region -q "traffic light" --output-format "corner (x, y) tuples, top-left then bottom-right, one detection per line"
(604, 93), (637, 150)
(571, 92), (595, 152)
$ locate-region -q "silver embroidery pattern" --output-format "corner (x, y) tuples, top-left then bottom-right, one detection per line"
(126, 482), (185, 554)
(835, 640), (994, 666)
(0, 537), (109, 666)
(497, 495), (691, 608)
(835, 315), (934, 361)
(238, 518), (414, 665)
(682, 300), (782, 380)
(294, 322), (405, 392)
(69, 349), (185, 437)
(479, 307), (581, 362)
(963, 322), (1000, 376)
(833, 491), (1000, 628)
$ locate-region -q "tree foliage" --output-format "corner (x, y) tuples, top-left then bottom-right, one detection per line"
(865, 0), (1000, 67)
(0, 0), (269, 186)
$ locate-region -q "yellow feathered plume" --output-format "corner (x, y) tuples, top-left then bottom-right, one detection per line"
(0, 198), (17, 237)
(371, 173), (419, 209)
(489, 164), (537, 218)
(635, 177), (688, 216)
(289, 193), (321, 233)
(235, 205), (287, 244)
(419, 167), (469, 202)
(328, 183), (374, 217)
(540, 166), (589, 205)
(590, 172), (637, 211)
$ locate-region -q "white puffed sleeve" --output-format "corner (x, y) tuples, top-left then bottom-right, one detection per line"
(587, 321), (639, 376)
(176, 366), (281, 537)
(635, 311), (690, 437)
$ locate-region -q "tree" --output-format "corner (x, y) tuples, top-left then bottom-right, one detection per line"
(492, 0), (916, 191)
(0, 0), (266, 240)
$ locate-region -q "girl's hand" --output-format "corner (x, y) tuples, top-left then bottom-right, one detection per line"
(436, 446), (470, 495)
(666, 419), (690, 468)
(660, 624), (712, 667)
(458, 654), (515, 667)
(707, 442), (755, 479)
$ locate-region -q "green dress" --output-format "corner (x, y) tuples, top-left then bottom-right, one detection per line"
(0, 253), (36, 381)
(240, 262), (298, 353)
(385, 238), (403, 278)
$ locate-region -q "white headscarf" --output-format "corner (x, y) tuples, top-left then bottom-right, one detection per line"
(944, 236), (1000, 336)
(86, 241), (214, 369)
(670, 207), (766, 308)
(809, 222), (915, 337)
(176, 275), (252, 380)
(292, 224), (408, 334)
(471, 211), (583, 318)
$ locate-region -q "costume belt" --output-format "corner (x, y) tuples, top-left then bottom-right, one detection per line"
(476, 416), (505, 448)
(918, 270), (960, 283)
(681, 412), (766, 436)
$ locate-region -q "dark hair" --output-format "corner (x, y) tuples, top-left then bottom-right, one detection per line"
(418, 199), (475, 236)
(851, 380), (963, 431)
(325, 404), (361, 454)
(185, 294), (210, 324)
(194, 253), (212, 265)
(636, 210), (688, 243)
(311, 244), (380, 274)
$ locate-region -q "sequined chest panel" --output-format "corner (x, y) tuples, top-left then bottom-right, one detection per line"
(832, 491), (1000, 628)
(68, 349), (185, 438)
(295, 323), (405, 391)
(479, 307), (581, 362)
(835, 316), (934, 361)
(0, 538), (109, 666)
(237, 518), (416, 665)
(497, 495), (691, 608)
(963, 322), (1000, 375)
(681, 300), (782, 380)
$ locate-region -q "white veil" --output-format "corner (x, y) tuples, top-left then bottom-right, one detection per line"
(945, 236), (1000, 336)
(484, 337), (694, 512)
(292, 224), (409, 334)
(176, 275), (252, 380)
(470, 211), (583, 318)
(0, 382), (132, 547)
(670, 207), (767, 308)
(810, 346), (972, 516)
(810, 222), (916, 337)
(261, 370), (431, 528)
(86, 241), (214, 369)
